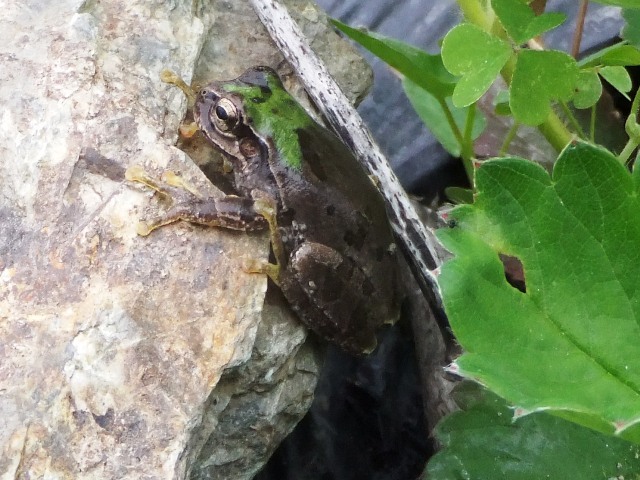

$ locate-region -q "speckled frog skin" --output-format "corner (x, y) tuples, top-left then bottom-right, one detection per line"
(130, 66), (400, 354)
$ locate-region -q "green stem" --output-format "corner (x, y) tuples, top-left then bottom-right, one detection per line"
(559, 101), (586, 139)
(461, 104), (477, 180)
(619, 139), (638, 165)
(438, 97), (465, 149)
(457, 0), (492, 30)
(589, 104), (596, 142)
(538, 112), (574, 152)
(619, 85), (640, 164)
(438, 97), (474, 181)
(499, 121), (520, 156)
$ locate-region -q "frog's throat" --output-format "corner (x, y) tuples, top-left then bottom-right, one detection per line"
(224, 82), (313, 171)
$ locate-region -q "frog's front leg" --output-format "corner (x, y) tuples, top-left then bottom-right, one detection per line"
(242, 191), (286, 287)
(126, 166), (268, 236)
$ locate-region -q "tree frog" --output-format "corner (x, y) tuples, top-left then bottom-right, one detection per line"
(127, 66), (400, 354)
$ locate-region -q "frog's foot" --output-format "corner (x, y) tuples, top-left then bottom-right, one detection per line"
(242, 258), (281, 287)
(160, 70), (200, 139)
(126, 165), (202, 198)
(160, 69), (196, 104)
(126, 166), (268, 236)
(159, 170), (202, 196)
(178, 122), (199, 139)
(126, 166), (203, 235)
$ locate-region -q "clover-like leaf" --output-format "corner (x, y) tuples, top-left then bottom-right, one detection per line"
(444, 186), (474, 204)
(437, 142), (640, 442)
(425, 383), (640, 479)
(573, 70), (602, 109)
(331, 19), (456, 99)
(493, 89), (511, 115)
(600, 65), (633, 100)
(492, 0), (566, 44)
(591, 0), (640, 7)
(623, 10), (640, 47)
(441, 23), (512, 107)
(510, 49), (579, 125)
(580, 43), (640, 68)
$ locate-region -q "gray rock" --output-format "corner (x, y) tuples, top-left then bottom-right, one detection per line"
(0, 0), (368, 478)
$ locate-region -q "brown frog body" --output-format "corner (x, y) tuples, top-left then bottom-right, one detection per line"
(129, 66), (400, 354)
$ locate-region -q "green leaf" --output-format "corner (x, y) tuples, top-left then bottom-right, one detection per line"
(425, 383), (640, 479)
(437, 142), (640, 442)
(623, 10), (640, 47)
(404, 78), (486, 157)
(573, 70), (602, 109)
(579, 43), (640, 68)
(445, 186), (474, 204)
(600, 65), (633, 99)
(491, 0), (566, 44)
(510, 49), (579, 125)
(590, 0), (640, 7)
(441, 24), (512, 107)
(494, 90), (511, 115)
(330, 19), (456, 98)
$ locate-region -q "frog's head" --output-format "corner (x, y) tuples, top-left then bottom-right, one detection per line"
(194, 66), (312, 170)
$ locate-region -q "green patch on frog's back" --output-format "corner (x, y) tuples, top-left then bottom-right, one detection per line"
(224, 79), (313, 170)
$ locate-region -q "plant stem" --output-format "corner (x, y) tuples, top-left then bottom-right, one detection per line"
(619, 85), (640, 164)
(559, 101), (586, 139)
(461, 104), (477, 180)
(589, 105), (596, 142)
(571, 1), (589, 58)
(455, 0), (574, 153)
(538, 113), (574, 152)
(438, 98), (475, 184)
(499, 121), (520, 156)
(619, 139), (637, 164)
(437, 97), (466, 151)
(457, 0), (492, 31)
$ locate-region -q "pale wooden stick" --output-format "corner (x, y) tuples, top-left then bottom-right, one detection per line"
(248, 0), (446, 307)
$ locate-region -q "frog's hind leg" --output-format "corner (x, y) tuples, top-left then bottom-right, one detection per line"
(287, 241), (381, 355)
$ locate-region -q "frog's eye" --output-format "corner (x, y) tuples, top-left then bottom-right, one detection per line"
(211, 98), (239, 132)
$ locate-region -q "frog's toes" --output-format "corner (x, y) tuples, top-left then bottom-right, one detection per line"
(126, 165), (168, 195)
(179, 122), (199, 138)
(253, 197), (277, 219)
(136, 221), (153, 237)
(125, 165), (150, 184)
(242, 258), (281, 286)
(127, 166), (203, 201)
(160, 69), (196, 103)
(161, 171), (201, 197)
(160, 69), (180, 84)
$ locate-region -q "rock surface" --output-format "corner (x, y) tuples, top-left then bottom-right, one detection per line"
(0, 0), (368, 478)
